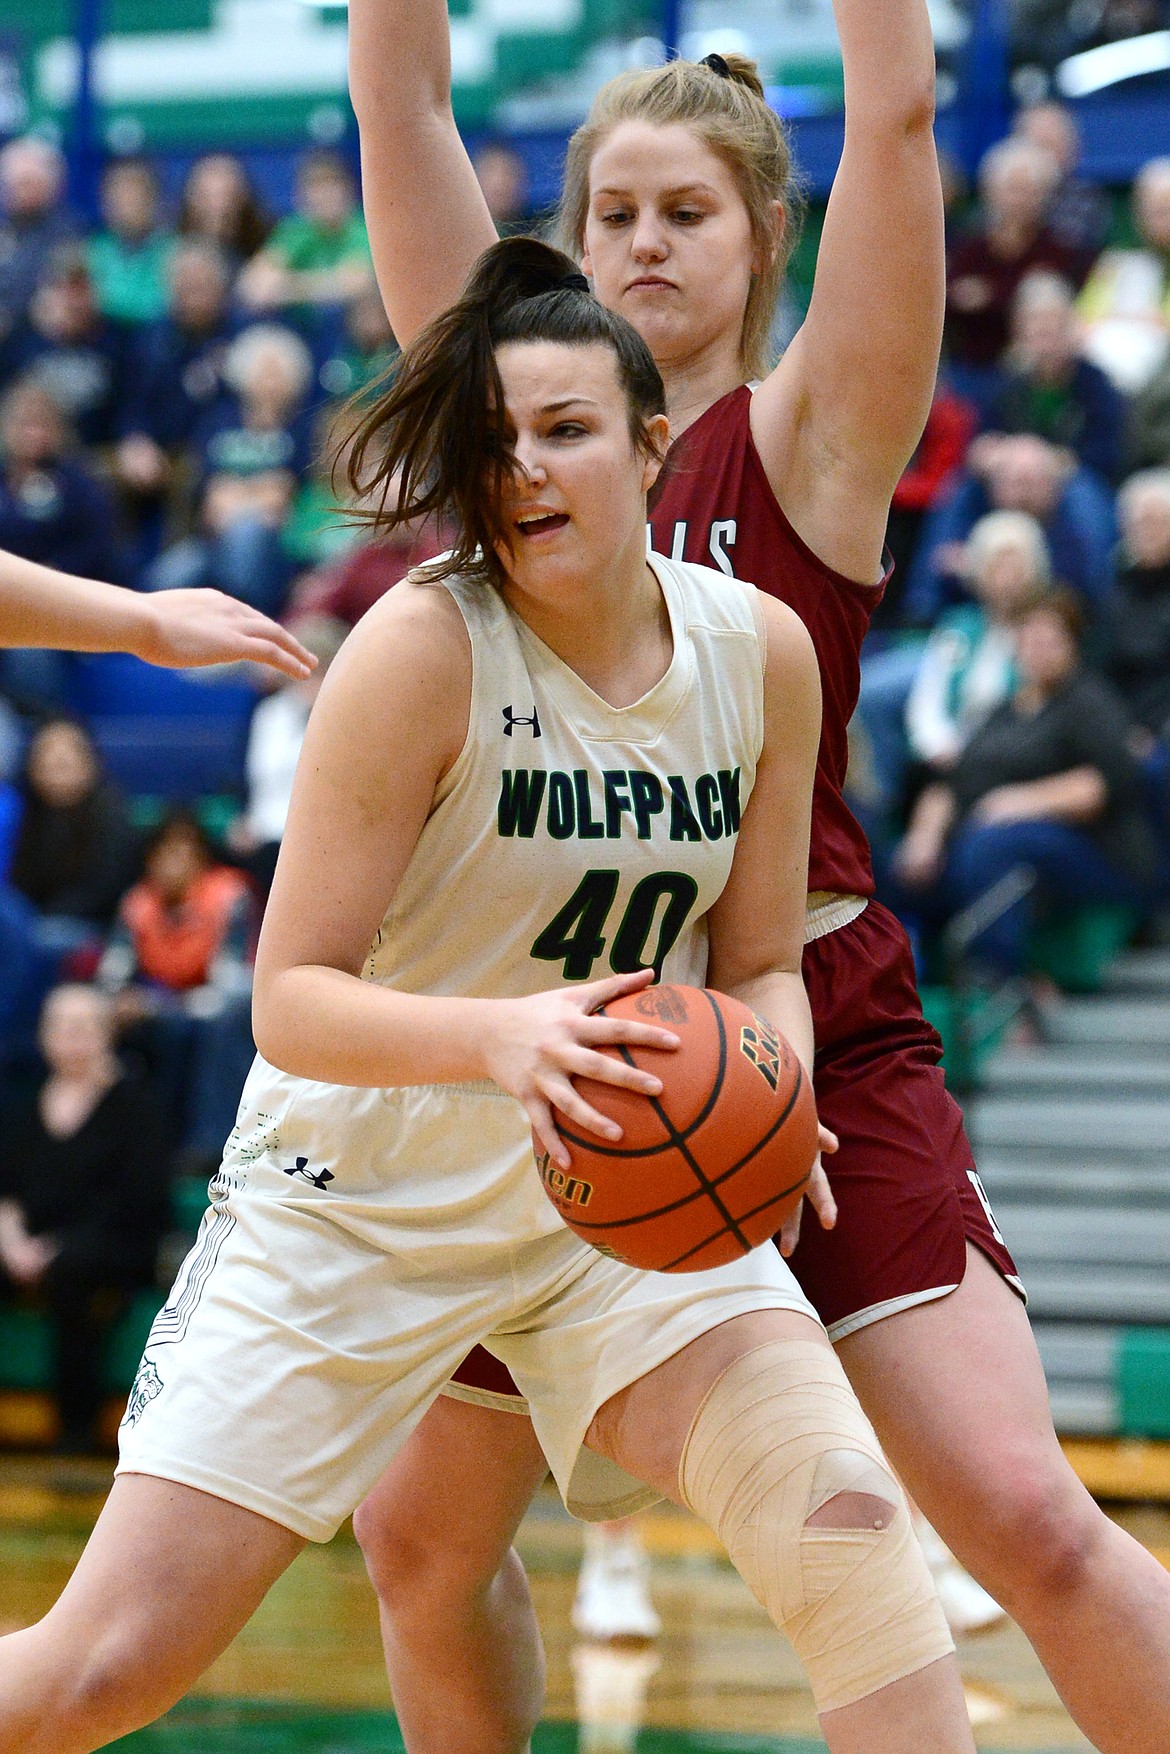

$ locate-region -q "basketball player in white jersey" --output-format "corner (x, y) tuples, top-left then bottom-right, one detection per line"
(0, 239), (974, 1754)
(0, 547), (315, 677)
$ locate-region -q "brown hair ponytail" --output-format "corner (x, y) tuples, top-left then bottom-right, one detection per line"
(342, 236), (664, 587)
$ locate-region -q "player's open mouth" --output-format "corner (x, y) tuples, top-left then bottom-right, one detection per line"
(516, 512), (570, 537)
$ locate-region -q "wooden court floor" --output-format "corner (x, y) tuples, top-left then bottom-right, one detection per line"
(2, 1456), (1166, 1752)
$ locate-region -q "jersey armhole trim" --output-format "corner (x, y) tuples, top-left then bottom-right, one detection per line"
(429, 577), (482, 806)
(747, 582), (768, 675)
(743, 388), (893, 602)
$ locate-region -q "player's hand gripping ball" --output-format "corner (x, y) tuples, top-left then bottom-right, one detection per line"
(534, 983), (818, 1272)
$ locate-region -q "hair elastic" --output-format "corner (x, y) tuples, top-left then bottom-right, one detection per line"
(555, 271), (591, 293)
(700, 52), (732, 78)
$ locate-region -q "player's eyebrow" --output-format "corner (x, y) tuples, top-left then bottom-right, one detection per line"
(539, 396), (602, 414)
(592, 182), (721, 202)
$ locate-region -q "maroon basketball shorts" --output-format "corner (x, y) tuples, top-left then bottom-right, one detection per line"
(447, 898), (1023, 1400)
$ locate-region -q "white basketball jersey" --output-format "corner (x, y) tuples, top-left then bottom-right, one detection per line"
(364, 554), (766, 1001)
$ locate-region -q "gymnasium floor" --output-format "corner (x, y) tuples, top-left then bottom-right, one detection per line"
(4, 1453), (1169, 1751)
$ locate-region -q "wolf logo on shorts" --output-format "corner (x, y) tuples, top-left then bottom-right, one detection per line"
(124, 1357), (163, 1427)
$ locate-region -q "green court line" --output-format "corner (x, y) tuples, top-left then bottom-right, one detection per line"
(113, 1701), (832, 1752)
(112, 1699), (1080, 1754)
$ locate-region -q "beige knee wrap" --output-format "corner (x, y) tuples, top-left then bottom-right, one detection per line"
(678, 1340), (952, 1716)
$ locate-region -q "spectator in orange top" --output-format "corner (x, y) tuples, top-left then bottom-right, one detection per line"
(99, 811), (255, 1164)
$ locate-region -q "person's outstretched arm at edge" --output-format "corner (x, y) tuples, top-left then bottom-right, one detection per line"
(0, 550), (316, 679)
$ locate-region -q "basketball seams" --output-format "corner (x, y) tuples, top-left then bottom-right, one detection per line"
(613, 992), (753, 1255)
(543, 984), (814, 1273)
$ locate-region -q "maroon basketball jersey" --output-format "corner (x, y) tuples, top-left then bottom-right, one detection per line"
(649, 385), (884, 897)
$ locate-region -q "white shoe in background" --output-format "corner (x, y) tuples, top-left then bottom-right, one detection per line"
(572, 1525), (662, 1642)
(916, 1517), (1007, 1636)
(571, 1643), (660, 1754)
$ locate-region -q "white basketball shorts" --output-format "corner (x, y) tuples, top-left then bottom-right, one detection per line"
(117, 1059), (817, 1540)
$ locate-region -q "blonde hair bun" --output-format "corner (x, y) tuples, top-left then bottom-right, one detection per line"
(714, 52), (768, 103)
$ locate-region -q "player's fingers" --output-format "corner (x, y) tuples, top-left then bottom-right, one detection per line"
(540, 1075), (622, 1145)
(778, 1199), (804, 1259)
(579, 1014), (680, 1052)
(563, 1045), (662, 1097)
(236, 611), (318, 668)
(230, 634), (315, 678)
(805, 1160), (838, 1231)
(575, 967), (656, 1013)
(526, 1096), (570, 1171)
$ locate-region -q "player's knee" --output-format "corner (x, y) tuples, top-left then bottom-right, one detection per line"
(52, 1629), (172, 1749)
(354, 1495), (507, 1623)
(979, 1455), (1100, 1602)
(680, 1340), (953, 1716)
(352, 1497), (439, 1601)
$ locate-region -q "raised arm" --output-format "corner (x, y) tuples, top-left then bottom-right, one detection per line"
(0, 550), (315, 678)
(753, 0), (945, 582)
(349, 0), (498, 345)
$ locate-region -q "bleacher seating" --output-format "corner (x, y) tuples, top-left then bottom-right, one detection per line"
(972, 948), (1170, 1440)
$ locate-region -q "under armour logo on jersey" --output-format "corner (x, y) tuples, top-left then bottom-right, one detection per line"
(503, 706), (542, 738)
(283, 1156), (335, 1191)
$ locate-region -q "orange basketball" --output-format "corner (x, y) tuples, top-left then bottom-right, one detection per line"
(535, 983), (818, 1273)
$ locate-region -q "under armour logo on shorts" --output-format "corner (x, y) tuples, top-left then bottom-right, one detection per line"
(502, 706), (542, 737)
(283, 1157), (335, 1190)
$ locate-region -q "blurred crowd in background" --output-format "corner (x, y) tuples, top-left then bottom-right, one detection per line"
(0, 84), (1169, 1445)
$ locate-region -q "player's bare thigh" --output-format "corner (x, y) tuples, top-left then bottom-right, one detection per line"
(353, 1392), (548, 1590)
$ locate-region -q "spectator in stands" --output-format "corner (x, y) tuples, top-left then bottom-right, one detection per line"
(7, 717), (138, 931)
(904, 431), (1116, 626)
(880, 376), (976, 620)
(228, 615), (346, 891)
(0, 719), (137, 1054)
(1015, 100), (1111, 255)
(177, 152), (270, 270)
(115, 239), (236, 521)
(283, 404), (364, 571)
(0, 248), (132, 450)
(905, 511), (1052, 776)
(316, 284), (398, 402)
(143, 470), (292, 622)
(1104, 468), (1170, 736)
(473, 141), (535, 237)
(1126, 340), (1170, 468)
(861, 509), (1052, 815)
(0, 137), (76, 349)
(890, 590), (1158, 979)
(142, 322), (314, 615)
(946, 137), (1094, 408)
(194, 321), (313, 486)
(0, 983), (168, 1454)
(99, 811), (255, 1162)
(87, 158), (175, 330)
(987, 272), (1125, 482)
(1084, 0), (1169, 49)
(237, 150), (373, 323)
(1079, 156), (1170, 393)
(0, 381), (125, 709)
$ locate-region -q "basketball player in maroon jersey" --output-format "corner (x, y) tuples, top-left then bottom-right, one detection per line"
(346, 3), (1170, 1750)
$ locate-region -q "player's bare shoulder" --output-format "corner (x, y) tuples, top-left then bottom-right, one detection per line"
(302, 567), (474, 793)
(754, 590), (821, 733)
